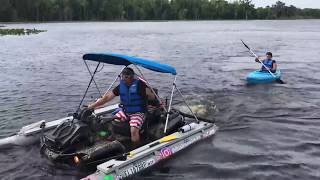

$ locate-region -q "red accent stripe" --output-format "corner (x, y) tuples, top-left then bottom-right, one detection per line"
(130, 120), (143, 125)
(130, 125), (140, 129)
(130, 120), (143, 124)
(130, 119), (143, 123)
(129, 122), (141, 127)
(130, 122), (139, 125)
(129, 114), (144, 118)
(138, 76), (147, 83)
(130, 117), (143, 121)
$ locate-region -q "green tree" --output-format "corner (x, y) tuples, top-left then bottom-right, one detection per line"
(1, 0), (320, 22)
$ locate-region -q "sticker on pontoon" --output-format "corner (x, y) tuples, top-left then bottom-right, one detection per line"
(171, 135), (202, 153)
(117, 158), (156, 179)
(160, 147), (172, 159)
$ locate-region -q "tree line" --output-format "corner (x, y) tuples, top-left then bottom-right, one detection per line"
(0, 0), (320, 22)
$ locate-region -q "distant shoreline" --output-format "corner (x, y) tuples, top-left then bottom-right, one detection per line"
(2, 0), (320, 22)
(1, 18), (320, 24)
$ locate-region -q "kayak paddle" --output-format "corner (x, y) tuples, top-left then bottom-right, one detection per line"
(241, 40), (285, 84)
(128, 134), (178, 158)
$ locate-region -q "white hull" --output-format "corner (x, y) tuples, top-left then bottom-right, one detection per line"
(0, 103), (218, 180)
(82, 121), (218, 180)
(0, 104), (119, 148)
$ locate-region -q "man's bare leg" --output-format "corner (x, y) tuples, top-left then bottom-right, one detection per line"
(130, 127), (140, 148)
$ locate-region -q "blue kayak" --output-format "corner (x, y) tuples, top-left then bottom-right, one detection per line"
(246, 70), (281, 84)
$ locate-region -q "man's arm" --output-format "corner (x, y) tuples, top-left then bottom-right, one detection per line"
(271, 61), (277, 72)
(88, 91), (116, 109)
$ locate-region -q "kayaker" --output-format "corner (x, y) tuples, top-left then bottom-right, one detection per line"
(255, 52), (277, 73)
(88, 67), (155, 147)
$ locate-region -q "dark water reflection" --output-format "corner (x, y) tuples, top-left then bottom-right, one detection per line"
(1, 20), (320, 179)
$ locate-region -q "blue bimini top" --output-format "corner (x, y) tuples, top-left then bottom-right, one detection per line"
(83, 53), (177, 75)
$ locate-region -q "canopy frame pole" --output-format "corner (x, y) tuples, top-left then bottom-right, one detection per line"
(133, 64), (168, 113)
(83, 60), (102, 97)
(76, 61), (101, 113)
(102, 66), (125, 97)
(164, 75), (176, 133)
(174, 84), (199, 123)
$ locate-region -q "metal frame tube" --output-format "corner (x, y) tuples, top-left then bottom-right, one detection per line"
(175, 84), (199, 123)
(76, 61), (101, 113)
(103, 66), (125, 96)
(83, 60), (102, 97)
(133, 64), (168, 112)
(164, 76), (176, 133)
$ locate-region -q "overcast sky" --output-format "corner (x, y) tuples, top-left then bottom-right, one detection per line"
(250, 0), (320, 9)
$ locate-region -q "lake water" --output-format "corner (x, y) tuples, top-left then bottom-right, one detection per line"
(1, 20), (320, 180)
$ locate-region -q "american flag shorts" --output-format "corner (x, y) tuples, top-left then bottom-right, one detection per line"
(114, 109), (145, 129)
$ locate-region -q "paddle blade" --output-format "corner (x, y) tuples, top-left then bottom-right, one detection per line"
(276, 79), (285, 84)
(241, 39), (250, 49)
(159, 134), (178, 143)
(128, 134), (178, 158)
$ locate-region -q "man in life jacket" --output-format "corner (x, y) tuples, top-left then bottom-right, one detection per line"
(88, 67), (155, 147)
(255, 52), (277, 73)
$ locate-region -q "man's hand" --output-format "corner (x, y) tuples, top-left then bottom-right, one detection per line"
(88, 91), (116, 109)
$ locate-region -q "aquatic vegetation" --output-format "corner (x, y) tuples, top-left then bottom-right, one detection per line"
(0, 28), (46, 36)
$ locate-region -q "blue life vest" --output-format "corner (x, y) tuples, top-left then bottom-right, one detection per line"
(261, 59), (274, 71)
(119, 80), (145, 113)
